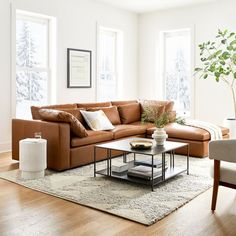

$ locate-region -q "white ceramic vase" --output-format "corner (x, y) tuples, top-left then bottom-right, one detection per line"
(152, 128), (168, 146)
(223, 118), (236, 139)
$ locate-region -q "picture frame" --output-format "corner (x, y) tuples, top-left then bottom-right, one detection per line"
(67, 48), (92, 88)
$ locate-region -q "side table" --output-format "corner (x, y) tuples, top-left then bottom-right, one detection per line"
(19, 138), (47, 179)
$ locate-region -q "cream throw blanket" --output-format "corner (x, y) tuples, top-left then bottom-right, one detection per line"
(184, 118), (222, 140)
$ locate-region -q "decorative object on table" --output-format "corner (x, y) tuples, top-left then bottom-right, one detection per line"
(141, 106), (185, 146)
(194, 29), (236, 138)
(130, 140), (153, 150)
(19, 138), (47, 179)
(34, 132), (42, 139)
(67, 48), (92, 88)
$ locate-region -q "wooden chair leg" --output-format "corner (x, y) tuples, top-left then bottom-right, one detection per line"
(211, 160), (220, 211)
(211, 179), (219, 211)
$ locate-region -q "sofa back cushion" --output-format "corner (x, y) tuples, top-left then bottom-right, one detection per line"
(118, 103), (141, 124)
(31, 103), (77, 120)
(39, 109), (88, 138)
(87, 106), (121, 125)
(58, 108), (85, 125)
(77, 102), (111, 108)
(111, 100), (138, 106)
(140, 100), (174, 113)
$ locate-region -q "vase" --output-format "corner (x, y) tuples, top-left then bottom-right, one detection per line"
(152, 128), (168, 146)
(223, 118), (236, 139)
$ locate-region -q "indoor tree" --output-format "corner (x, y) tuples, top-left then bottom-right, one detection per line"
(195, 29), (236, 118)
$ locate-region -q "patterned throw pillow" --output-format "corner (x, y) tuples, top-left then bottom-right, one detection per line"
(80, 110), (114, 131)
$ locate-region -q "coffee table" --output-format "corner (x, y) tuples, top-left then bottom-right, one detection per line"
(94, 138), (189, 191)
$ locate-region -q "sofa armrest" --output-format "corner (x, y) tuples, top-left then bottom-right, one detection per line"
(12, 119), (71, 170)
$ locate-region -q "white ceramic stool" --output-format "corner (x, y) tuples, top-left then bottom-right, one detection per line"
(19, 138), (47, 179)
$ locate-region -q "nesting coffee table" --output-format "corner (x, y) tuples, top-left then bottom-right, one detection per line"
(94, 138), (189, 191)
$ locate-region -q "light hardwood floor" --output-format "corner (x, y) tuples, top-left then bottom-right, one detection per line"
(0, 152), (236, 236)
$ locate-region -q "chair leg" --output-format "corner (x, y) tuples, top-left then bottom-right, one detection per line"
(211, 179), (219, 211)
(211, 160), (220, 211)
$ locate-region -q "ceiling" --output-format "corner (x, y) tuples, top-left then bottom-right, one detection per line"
(93, 0), (217, 13)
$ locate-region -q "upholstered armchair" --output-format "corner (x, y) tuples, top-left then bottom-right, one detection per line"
(209, 139), (236, 210)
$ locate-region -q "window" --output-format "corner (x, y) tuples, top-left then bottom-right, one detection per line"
(97, 27), (123, 102)
(161, 29), (191, 116)
(15, 11), (53, 119)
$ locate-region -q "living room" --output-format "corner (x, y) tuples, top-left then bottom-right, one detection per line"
(0, 0), (236, 235)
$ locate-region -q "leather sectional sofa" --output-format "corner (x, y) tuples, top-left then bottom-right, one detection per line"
(12, 100), (229, 171)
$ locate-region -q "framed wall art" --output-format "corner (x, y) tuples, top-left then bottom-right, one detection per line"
(67, 48), (92, 88)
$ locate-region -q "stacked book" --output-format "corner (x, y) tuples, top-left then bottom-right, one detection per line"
(127, 165), (163, 180)
(134, 159), (167, 169)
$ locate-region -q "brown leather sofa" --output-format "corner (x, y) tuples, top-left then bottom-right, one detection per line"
(12, 100), (229, 171)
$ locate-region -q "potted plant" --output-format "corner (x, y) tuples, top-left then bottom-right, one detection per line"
(195, 29), (236, 137)
(142, 107), (185, 145)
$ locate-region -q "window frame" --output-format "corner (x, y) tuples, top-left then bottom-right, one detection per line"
(96, 25), (123, 102)
(11, 7), (56, 119)
(159, 27), (195, 118)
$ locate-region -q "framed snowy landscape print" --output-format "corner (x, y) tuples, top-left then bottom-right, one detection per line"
(67, 48), (92, 88)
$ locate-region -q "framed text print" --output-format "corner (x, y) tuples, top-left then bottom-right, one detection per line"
(67, 48), (92, 88)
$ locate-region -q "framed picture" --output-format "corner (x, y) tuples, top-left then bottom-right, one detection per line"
(67, 48), (92, 88)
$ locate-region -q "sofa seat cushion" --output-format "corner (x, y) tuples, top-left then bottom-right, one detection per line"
(111, 125), (146, 139)
(147, 123), (210, 141)
(71, 130), (113, 147)
(130, 121), (156, 129)
(147, 123), (229, 141)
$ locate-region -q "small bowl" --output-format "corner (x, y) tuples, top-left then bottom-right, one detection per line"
(130, 140), (153, 150)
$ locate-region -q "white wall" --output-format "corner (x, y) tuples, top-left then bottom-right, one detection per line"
(138, 0), (236, 125)
(0, 0), (138, 152)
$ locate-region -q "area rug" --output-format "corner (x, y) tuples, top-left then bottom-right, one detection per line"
(0, 155), (212, 225)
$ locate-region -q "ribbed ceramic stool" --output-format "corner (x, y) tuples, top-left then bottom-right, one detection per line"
(19, 138), (47, 179)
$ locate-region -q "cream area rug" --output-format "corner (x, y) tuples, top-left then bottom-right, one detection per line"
(0, 155), (212, 225)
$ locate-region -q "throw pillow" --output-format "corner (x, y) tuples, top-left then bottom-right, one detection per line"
(87, 106), (121, 125)
(80, 110), (115, 131)
(58, 108), (85, 124)
(118, 103), (141, 124)
(39, 109), (88, 138)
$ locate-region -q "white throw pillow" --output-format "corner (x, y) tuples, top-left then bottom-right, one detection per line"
(80, 110), (115, 131)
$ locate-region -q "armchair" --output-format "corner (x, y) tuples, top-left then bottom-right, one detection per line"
(209, 139), (236, 210)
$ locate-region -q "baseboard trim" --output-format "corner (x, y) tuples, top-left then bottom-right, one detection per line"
(0, 142), (11, 153)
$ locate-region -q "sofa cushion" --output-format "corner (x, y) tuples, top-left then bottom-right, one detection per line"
(111, 124), (146, 139)
(87, 106), (121, 125)
(77, 102), (111, 108)
(39, 109), (88, 138)
(130, 121), (156, 129)
(147, 123), (211, 141)
(71, 130), (113, 147)
(80, 110), (114, 131)
(140, 100), (174, 113)
(31, 103), (77, 120)
(118, 103), (141, 124)
(111, 100), (138, 106)
(58, 108), (85, 124)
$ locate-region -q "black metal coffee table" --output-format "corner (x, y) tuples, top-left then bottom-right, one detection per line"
(94, 138), (189, 191)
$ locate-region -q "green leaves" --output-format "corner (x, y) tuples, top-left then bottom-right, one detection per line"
(195, 29), (236, 83)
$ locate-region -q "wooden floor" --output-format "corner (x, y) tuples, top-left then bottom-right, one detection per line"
(0, 153), (236, 236)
